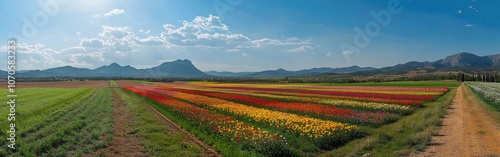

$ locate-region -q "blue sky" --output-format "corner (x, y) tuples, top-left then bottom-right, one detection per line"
(1, 0), (499, 72)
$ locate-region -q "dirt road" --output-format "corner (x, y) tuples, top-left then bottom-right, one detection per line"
(423, 84), (500, 156)
(95, 88), (148, 157)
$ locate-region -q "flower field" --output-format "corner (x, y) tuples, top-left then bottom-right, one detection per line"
(123, 83), (448, 155)
(466, 82), (500, 111)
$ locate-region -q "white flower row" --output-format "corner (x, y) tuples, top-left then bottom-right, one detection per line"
(466, 82), (500, 104)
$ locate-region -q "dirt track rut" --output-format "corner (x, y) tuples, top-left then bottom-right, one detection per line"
(422, 84), (500, 156)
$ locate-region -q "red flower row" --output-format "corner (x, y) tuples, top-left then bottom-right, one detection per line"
(207, 86), (436, 101)
(162, 87), (399, 125)
(123, 86), (282, 144)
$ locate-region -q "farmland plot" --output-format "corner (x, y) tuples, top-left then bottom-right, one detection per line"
(124, 82), (448, 156)
(466, 82), (500, 111)
(0, 88), (113, 156)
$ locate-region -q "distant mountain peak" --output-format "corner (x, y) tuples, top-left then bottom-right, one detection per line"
(173, 59), (192, 63)
(442, 52), (491, 67)
(108, 63), (121, 67)
(275, 68), (287, 72)
(150, 59), (208, 77)
(376, 52), (500, 73)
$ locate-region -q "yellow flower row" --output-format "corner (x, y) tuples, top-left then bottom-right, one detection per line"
(196, 83), (446, 95)
(292, 88), (443, 95)
(318, 99), (412, 111)
(182, 87), (412, 112)
(170, 91), (357, 138)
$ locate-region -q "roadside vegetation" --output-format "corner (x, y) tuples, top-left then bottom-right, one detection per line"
(466, 82), (500, 112)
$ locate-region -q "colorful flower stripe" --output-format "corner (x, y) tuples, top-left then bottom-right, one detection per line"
(198, 83), (448, 92)
(161, 87), (400, 125)
(303, 86), (449, 92)
(178, 86), (413, 113)
(132, 86), (358, 140)
(203, 86), (436, 101)
(286, 87), (445, 96)
(198, 84), (447, 95)
(172, 85), (425, 106)
(122, 86), (282, 144)
(318, 99), (412, 113)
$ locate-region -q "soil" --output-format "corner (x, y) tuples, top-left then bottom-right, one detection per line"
(94, 88), (148, 157)
(420, 83), (500, 156)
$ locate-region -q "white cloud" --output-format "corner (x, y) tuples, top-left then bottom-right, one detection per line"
(135, 36), (164, 46)
(80, 38), (107, 48)
(465, 24), (474, 27)
(160, 15), (310, 51)
(16, 43), (46, 53)
(99, 25), (135, 39)
(93, 9), (125, 19)
(251, 38), (309, 48)
(343, 49), (354, 63)
(287, 45), (314, 53)
(1, 15), (318, 71)
(227, 48), (239, 52)
(108, 40), (133, 52)
(139, 29), (151, 34)
(104, 9), (125, 16)
(468, 6), (479, 12)
(326, 51), (332, 57)
(458, 10), (462, 14)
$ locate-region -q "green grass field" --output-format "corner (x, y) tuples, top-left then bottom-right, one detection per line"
(0, 82), (202, 157)
(0, 88), (113, 156)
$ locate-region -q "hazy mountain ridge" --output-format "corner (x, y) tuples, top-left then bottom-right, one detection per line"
(239, 66), (377, 77)
(374, 52), (500, 74)
(4, 52), (499, 78)
(14, 59), (208, 78)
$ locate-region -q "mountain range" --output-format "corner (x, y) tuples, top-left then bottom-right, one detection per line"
(373, 52), (500, 74)
(5, 52), (500, 78)
(14, 59), (209, 78)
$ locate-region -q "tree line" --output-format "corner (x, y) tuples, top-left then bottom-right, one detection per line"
(457, 73), (500, 82)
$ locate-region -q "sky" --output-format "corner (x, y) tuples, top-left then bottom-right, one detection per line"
(1, 0), (499, 72)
